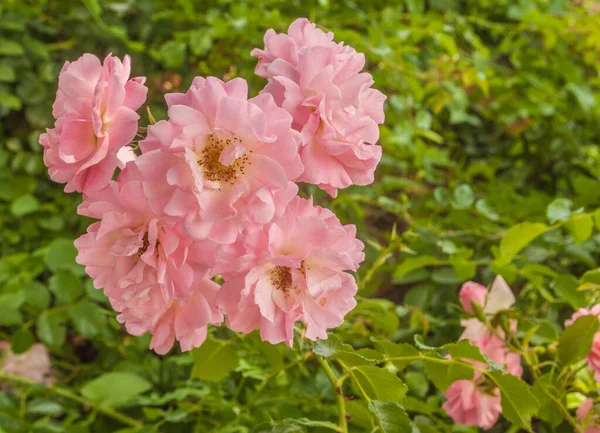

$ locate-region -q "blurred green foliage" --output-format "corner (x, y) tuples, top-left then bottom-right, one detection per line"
(1, 0), (600, 432)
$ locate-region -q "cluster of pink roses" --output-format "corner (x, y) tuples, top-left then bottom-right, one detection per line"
(443, 277), (523, 429)
(39, 19), (385, 354)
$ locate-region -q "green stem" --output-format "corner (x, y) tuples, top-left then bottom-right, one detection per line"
(0, 371), (142, 428)
(248, 357), (304, 407)
(301, 420), (345, 432)
(316, 356), (348, 433)
(538, 386), (582, 433)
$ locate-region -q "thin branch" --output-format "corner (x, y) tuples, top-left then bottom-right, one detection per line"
(316, 356), (348, 433)
(538, 385), (583, 433)
(0, 371), (142, 428)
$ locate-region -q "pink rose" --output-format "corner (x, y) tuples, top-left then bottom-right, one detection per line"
(565, 305), (600, 327)
(215, 196), (364, 346)
(114, 274), (222, 354)
(443, 379), (502, 429)
(139, 77), (303, 244)
(74, 160), (220, 353)
(40, 53), (147, 193)
(459, 281), (487, 314)
(252, 18), (386, 197)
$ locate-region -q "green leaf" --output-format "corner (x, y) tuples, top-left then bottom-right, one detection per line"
(488, 371), (540, 431)
(49, 270), (82, 304)
(10, 195), (39, 217)
(352, 366), (407, 402)
(377, 340), (419, 370)
(191, 337), (238, 381)
(258, 340), (284, 374)
(368, 400), (412, 433)
(346, 400), (374, 430)
(0, 307), (22, 325)
(581, 268), (600, 285)
(553, 274), (586, 309)
(567, 83), (596, 113)
(332, 348), (382, 368)
(449, 257), (477, 280)
(546, 198), (572, 223)
(0, 39), (25, 56)
(46, 238), (81, 274)
(566, 213), (594, 244)
(431, 267), (460, 285)
(67, 301), (105, 338)
(495, 222), (548, 266)
(0, 63), (16, 83)
(23, 280), (50, 309)
(0, 91), (21, 110)
(81, 372), (151, 407)
(443, 340), (486, 363)
(404, 371), (429, 398)
(313, 334), (353, 357)
(312, 332), (381, 366)
(0, 19), (25, 32)
(253, 420), (306, 433)
(475, 199), (499, 221)
(158, 41), (186, 69)
(0, 291), (25, 309)
(414, 128), (444, 144)
(189, 28), (213, 56)
(394, 256), (441, 280)
(423, 358), (474, 391)
(532, 379), (564, 428)
(413, 335), (436, 351)
(81, 0), (102, 17)
(38, 215), (65, 232)
(36, 313), (66, 348)
(405, 0), (425, 14)
(451, 184), (474, 210)
(27, 399), (63, 416)
(558, 315), (599, 366)
(10, 328), (34, 354)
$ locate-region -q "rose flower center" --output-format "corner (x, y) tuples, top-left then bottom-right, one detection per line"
(198, 134), (249, 184)
(137, 232), (158, 257)
(270, 266), (293, 293)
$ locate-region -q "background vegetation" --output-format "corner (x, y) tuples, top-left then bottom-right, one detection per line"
(1, 0), (600, 432)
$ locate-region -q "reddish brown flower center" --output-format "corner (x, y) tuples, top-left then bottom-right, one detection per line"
(137, 232), (158, 257)
(270, 266), (293, 293)
(138, 232), (150, 255)
(198, 134), (249, 184)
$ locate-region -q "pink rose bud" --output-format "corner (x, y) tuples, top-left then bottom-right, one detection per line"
(459, 281), (487, 314)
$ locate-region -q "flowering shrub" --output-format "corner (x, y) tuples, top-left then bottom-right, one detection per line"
(1, 2), (600, 433)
